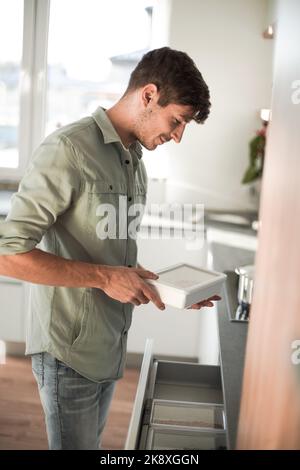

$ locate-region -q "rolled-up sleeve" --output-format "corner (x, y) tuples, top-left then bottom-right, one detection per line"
(0, 135), (81, 255)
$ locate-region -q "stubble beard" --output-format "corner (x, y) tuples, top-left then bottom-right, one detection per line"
(134, 109), (157, 151)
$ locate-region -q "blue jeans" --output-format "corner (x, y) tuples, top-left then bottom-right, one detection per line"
(31, 352), (116, 450)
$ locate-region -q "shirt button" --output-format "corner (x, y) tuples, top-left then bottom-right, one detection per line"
(109, 185), (113, 190)
(128, 196), (132, 202)
(125, 159), (130, 164)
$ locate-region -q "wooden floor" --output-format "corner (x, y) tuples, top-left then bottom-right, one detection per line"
(0, 355), (140, 450)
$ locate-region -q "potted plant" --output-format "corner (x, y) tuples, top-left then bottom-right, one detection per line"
(242, 119), (268, 205)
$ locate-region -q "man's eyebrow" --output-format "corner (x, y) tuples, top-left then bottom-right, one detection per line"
(180, 114), (193, 123)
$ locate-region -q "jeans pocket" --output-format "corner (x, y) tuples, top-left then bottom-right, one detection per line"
(31, 352), (44, 389)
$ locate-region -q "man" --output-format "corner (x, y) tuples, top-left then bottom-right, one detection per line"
(0, 47), (219, 449)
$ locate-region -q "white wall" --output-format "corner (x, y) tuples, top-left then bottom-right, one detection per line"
(152, 0), (274, 211)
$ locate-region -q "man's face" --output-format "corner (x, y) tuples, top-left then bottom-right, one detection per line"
(133, 98), (194, 151)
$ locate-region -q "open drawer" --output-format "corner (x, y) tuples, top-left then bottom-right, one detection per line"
(143, 426), (227, 450)
(125, 339), (228, 450)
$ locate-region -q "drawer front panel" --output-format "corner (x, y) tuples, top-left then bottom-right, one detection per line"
(125, 338), (154, 450)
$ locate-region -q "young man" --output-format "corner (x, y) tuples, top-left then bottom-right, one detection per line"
(0, 47), (218, 449)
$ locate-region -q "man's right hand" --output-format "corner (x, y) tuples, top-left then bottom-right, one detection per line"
(100, 266), (165, 310)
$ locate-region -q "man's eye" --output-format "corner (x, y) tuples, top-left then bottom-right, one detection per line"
(173, 119), (181, 125)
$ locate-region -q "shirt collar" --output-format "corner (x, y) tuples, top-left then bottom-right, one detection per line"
(92, 106), (143, 160)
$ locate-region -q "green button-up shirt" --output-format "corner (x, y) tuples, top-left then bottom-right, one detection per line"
(0, 107), (147, 382)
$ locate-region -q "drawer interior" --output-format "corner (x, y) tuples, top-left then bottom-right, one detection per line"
(146, 426), (227, 450)
(151, 399), (225, 430)
(151, 360), (223, 404)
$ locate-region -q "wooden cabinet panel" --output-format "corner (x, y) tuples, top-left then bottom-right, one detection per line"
(237, 0), (300, 449)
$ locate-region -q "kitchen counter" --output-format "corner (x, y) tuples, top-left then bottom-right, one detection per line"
(204, 209), (258, 236)
(140, 209), (258, 254)
(217, 271), (249, 449)
(141, 209), (258, 233)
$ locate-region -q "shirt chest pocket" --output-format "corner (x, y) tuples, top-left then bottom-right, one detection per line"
(87, 181), (127, 239)
(87, 180), (147, 240)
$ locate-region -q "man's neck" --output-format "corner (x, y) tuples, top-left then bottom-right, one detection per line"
(106, 99), (136, 150)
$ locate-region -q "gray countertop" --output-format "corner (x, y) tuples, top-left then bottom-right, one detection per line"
(140, 209), (258, 238)
(217, 272), (248, 449)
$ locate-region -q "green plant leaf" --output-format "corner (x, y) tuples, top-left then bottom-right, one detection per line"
(242, 165), (260, 184)
(242, 133), (265, 184)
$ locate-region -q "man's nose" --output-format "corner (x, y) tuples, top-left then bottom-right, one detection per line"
(171, 123), (185, 143)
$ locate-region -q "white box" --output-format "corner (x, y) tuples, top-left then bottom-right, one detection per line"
(147, 263), (227, 309)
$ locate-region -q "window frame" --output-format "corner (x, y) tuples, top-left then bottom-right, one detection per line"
(1, 0), (50, 181)
(1, 0), (163, 181)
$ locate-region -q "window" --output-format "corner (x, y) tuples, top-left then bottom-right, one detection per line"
(46, 0), (154, 135)
(0, 0), (24, 169)
(0, 0), (161, 180)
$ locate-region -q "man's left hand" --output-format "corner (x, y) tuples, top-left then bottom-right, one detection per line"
(187, 295), (221, 309)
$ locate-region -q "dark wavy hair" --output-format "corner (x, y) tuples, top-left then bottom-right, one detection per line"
(125, 47), (211, 124)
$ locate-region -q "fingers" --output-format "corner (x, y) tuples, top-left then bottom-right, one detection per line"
(188, 302), (211, 309)
(133, 269), (165, 310)
(188, 302), (212, 309)
(130, 269), (165, 310)
(188, 295), (222, 309)
(136, 292), (150, 305)
(134, 268), (159, 280)
(141, 284), (165, 310)
(207, 295), (221, 301)
(129, 289), (151, 306)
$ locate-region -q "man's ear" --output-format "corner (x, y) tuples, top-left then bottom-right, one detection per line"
(141, 83), (158, 107)
(145, 91), (152, 104)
